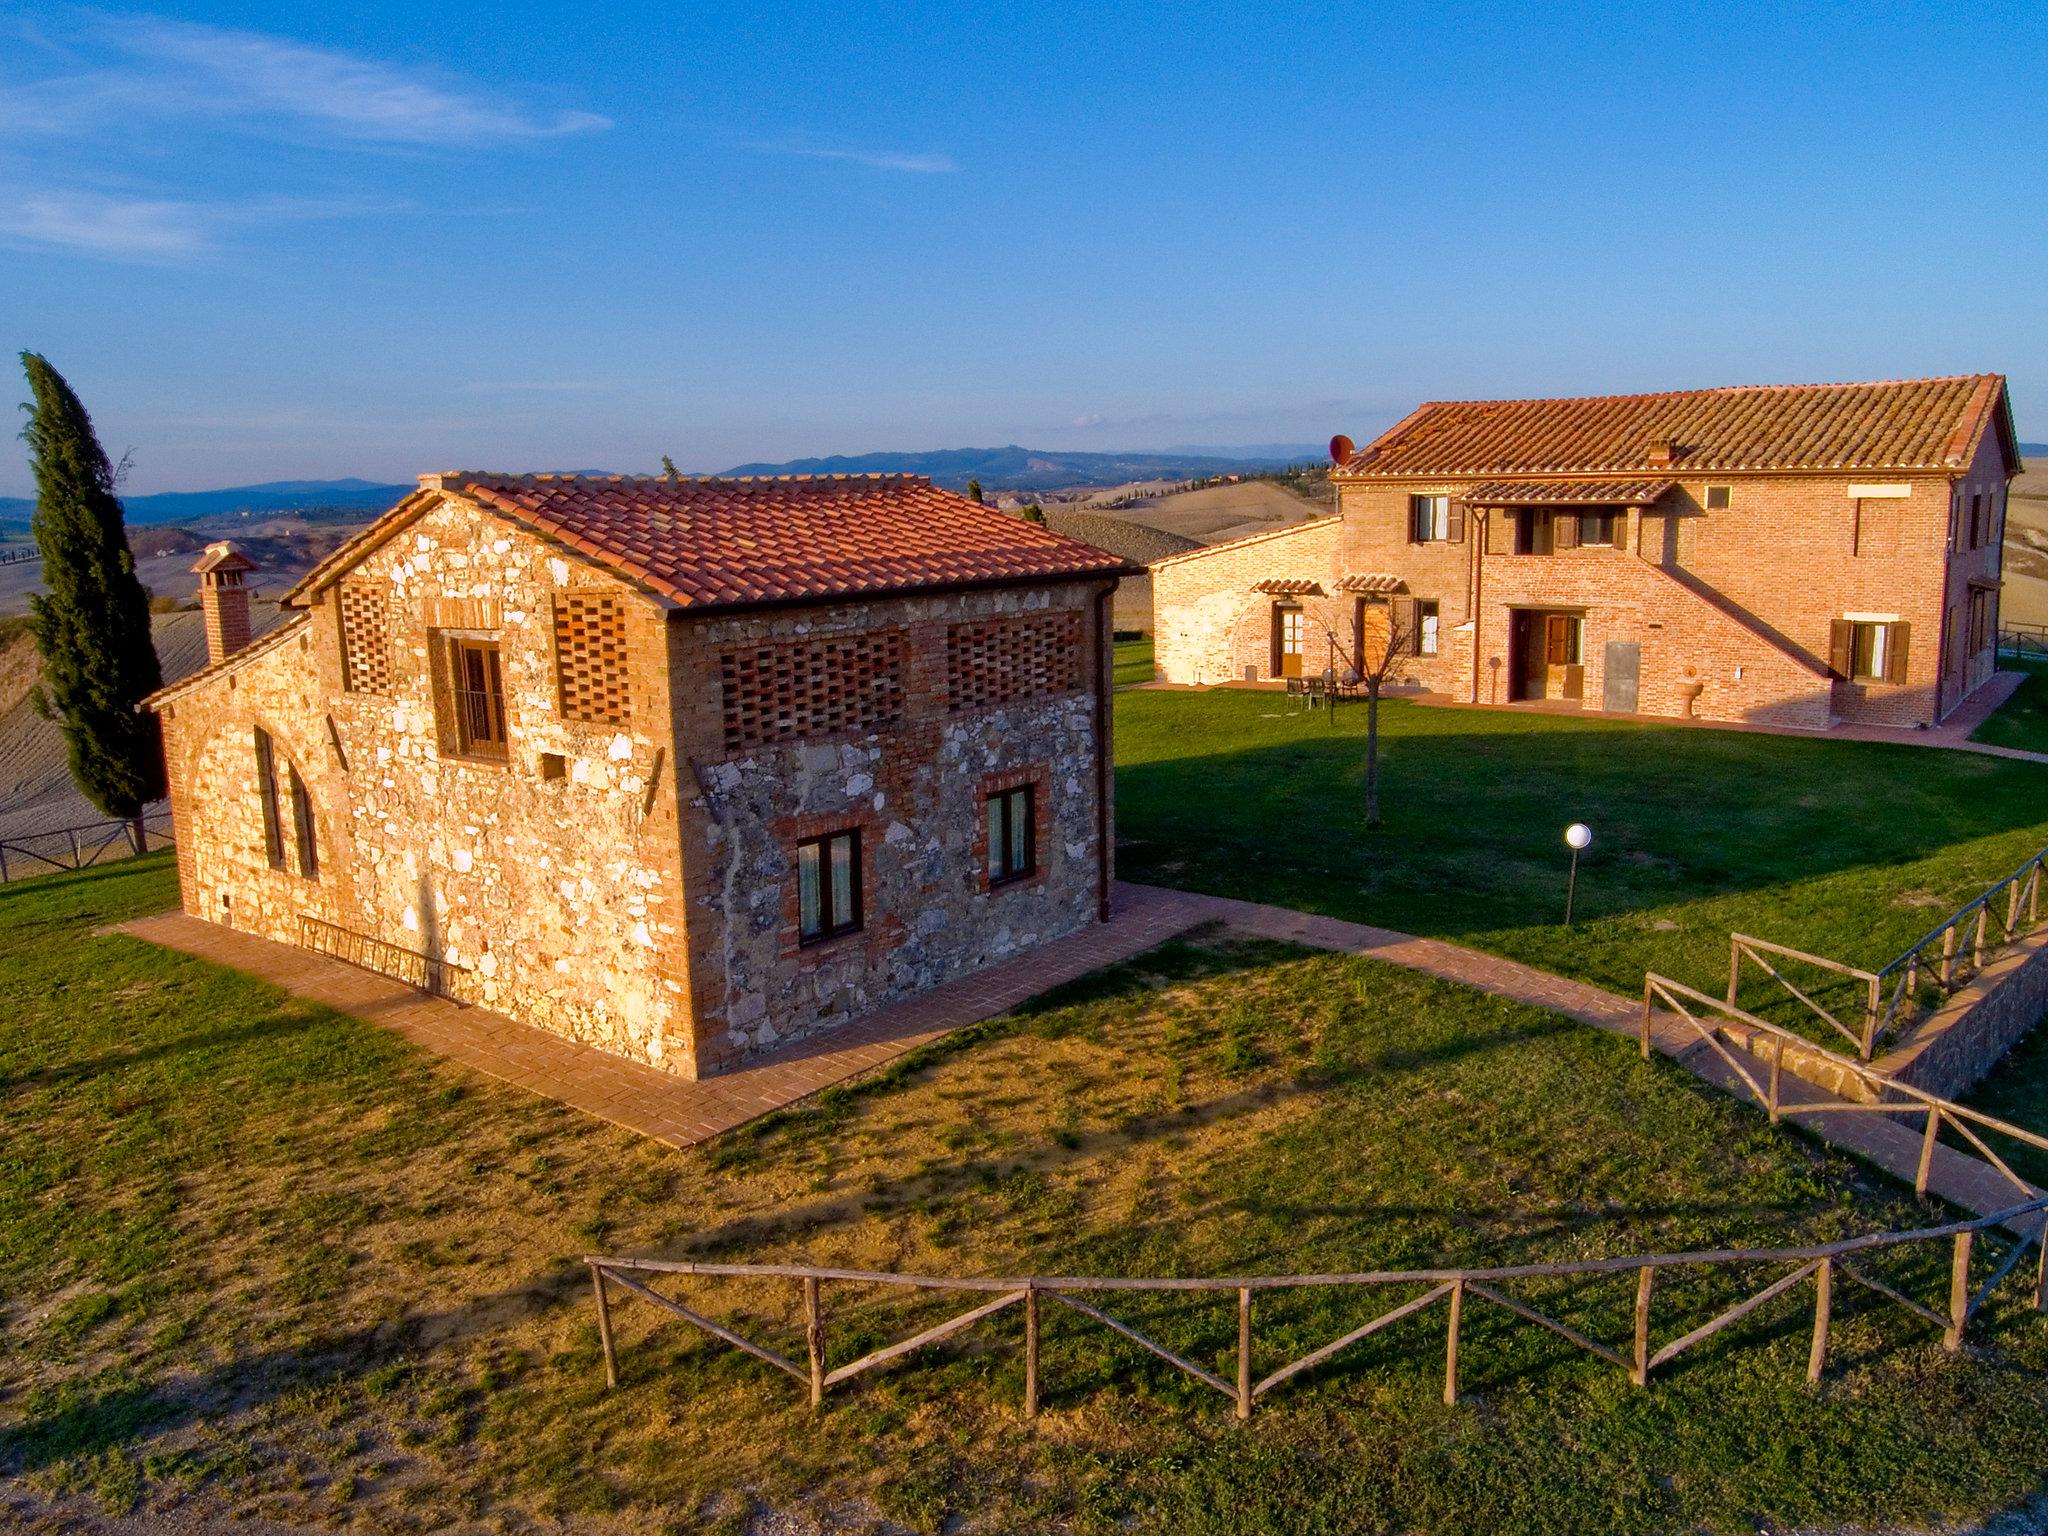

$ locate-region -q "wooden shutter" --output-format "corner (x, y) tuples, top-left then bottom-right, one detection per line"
(1828, 620), (1854, 681)
(1270, 605), (1283, 676)
(1884, 623), (1910, 684)
(1390, 596), (1419, 656)
(1487, 510), (1513, 555)
(1445, 500), (1467, 543)
(1555, 513), (1580, 550)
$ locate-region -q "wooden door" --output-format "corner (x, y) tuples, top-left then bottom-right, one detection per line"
(1277, 607), (1305, 678)
(1545, 615), (1584, 701)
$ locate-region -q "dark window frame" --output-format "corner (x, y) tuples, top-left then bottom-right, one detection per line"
(986, 784), (1037, 888)
(1415, 599), (1441, 656)
(287, 764), (319, 880)
(1705, 484), (1733, 511)
(448, 637), (509, 760)
(253, 727), (284, 870)
(1515, 510), (1556, 556)
(797, 827), (863, 945)
(1849, 621), (1890, 683)
(1409, 493), (1451, 543)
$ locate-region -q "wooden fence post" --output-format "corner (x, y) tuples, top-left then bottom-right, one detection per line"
(1443, 1279), (1463, 1406)
(804, 1276), (825, 1408)
(1946, 1232), (1972, 1352)
(1974, 906), (1989, 971)
(1023, 1283), (1040, 1419)
(591, 1265), (618, 1390)
(1941, 925), (1957, 986)
(1632, 1266), (1652, 1387)
(1807, 1257), (1832, 1384)
(1767, 1044), (1783, 1125)
(1916, 1108), (1940, 1199)
(1236, 1287), (1253, 1421)
(1640, 983), (1653, 1060)
(1727, 938), (1741, 1011)
(1863, 974), (1881, 1058)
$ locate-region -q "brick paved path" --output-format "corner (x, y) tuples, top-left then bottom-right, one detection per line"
(119, 884), (1213, 1150)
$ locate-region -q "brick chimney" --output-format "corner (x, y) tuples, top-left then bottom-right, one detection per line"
(1646, 438), (1678, 467)
(193, 541), (257, 665)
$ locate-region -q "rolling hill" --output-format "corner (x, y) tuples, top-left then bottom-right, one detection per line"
(719, 445), (1316, 491)
(0, 478), (410, 529)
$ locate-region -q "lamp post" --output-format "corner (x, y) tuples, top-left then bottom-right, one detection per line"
(1564, 823), (1592, 926)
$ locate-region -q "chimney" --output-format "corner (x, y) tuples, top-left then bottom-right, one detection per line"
(1646, 438), (1678, 467)
(193, 541), (257, 665)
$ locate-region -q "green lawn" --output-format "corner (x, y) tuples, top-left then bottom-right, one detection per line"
(6, 856), (2048, 1533)
(1113, 636), (1155, 688)
(1973, 659), (2048, 756)
(1116, 689), (2048, 1037)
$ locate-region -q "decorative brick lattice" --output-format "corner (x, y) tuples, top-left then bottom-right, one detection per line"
(338, 583), (391, 695)
(720, 630), (906, 752)
(947, 613), (1082, 713)
(553, 593), (632, 724)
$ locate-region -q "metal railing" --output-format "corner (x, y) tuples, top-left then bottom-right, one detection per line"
(585, 1191), (2048, 1416)
(296, 914), (470, 998)
(0, 810), (172, 884)
(1999, 622), (2048, 662)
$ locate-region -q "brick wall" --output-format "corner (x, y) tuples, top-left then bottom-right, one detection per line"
(1151, 466), (2006, 728)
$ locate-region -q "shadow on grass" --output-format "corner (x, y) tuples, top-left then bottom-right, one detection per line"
(0, 1009), (321, 1098)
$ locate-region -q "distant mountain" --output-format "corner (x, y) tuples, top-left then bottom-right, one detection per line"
(2021, 442), (2048, 458)
(718, 444), (1312, 492)
(0, 478), (411, 529)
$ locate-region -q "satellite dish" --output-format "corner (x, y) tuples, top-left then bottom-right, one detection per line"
(1329, 434), (1355, 465)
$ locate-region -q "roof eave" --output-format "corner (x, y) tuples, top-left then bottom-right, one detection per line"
(660, 563), (1140, 622)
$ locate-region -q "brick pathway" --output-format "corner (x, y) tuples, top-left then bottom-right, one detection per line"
(118, 885), (1213, 1150)
(1156, 887), (2042, 1227)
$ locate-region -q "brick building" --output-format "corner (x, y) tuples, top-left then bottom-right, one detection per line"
(1153, 375), (2019, 729)
(148, 474), (1133, 1079)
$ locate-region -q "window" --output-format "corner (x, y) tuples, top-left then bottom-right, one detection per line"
(1515, 510), (1556, 556)
(287, 765), (318, 879)
(449, 638), (508, 758)
(1968, 493), (1984, 551)
(338, 583), (392, 695)
(1417, 600), (1440, 656)
(1579, 511), (1618, 545)
(797, 828), (861, 944)
(1705, 485), (1733, 511)
(1409, 494), (1452, 543)
(986, 784), (1036, 887)
(254, 727), (284, 869)
(1968, 588), (1991, 655)
(1831, 618), (1909, 684)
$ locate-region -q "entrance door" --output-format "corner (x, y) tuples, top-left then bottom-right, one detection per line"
(1602, 640), (1640, 712)
(1275, 606), (1305, 678)
(1510, 610), (1584, 702)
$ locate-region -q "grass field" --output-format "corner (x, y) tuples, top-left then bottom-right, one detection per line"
(1116, 689), (2048, 1032)
(1113, 637), (1154, 688)
(7, 856), (2048, 1533)
(1973, 657), (2048, 756)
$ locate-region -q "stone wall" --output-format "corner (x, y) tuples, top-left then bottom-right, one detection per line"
(670, 581), (1113, 1072)
(1881, 927), (2048, 1101)
(156, 495), (695, 1073)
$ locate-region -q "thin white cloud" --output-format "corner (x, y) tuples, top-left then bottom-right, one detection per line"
(455, 380), (607, 395)
(748, 133), (957, 174)
(0, 188), (383, 259)
(0, 14), (610, 147)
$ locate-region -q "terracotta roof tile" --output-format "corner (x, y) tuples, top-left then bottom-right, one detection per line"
(290, 474), (1135, 612)
(1335, 573), (1405, 593)
(1459, 479), (1676, 505)
(1338, 375), (2012, 478)
(1250, 578), (1322, 595)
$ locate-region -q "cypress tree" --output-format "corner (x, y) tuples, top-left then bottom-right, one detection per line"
(19, 353), (165, 847)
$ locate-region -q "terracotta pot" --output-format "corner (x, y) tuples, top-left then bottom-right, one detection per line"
(1677, 679), (1705, 719)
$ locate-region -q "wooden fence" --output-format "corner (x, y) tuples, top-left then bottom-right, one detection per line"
(0, 811), (172, 884)
(1728, 841), (2047, 1058)
(585, 1187), (2048, 1418)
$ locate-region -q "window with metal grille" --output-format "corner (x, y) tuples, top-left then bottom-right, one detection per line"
(338, 583), (392, 695)
(553, 592), (631, 724)
(450, 639), (508, 758)
(947, 613), (1083, 713)
(720, 630), (905, 752)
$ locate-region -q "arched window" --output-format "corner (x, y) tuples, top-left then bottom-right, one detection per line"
(253, 727), (319, 881)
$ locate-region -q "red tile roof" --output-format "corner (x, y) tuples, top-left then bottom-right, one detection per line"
(1460, 479), (1676, 506)
(289, 474), (1135, 612)
(1337, 375), (2015, 479)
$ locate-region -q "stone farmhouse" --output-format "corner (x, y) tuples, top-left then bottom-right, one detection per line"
(1152, 375), (2019, 729)
(147, 474), (1135, 1079)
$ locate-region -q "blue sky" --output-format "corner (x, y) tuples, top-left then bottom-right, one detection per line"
(2, 1), (2043, 495)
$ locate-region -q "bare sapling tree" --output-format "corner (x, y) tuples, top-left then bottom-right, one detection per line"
(1310, 599), (1415, 829)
